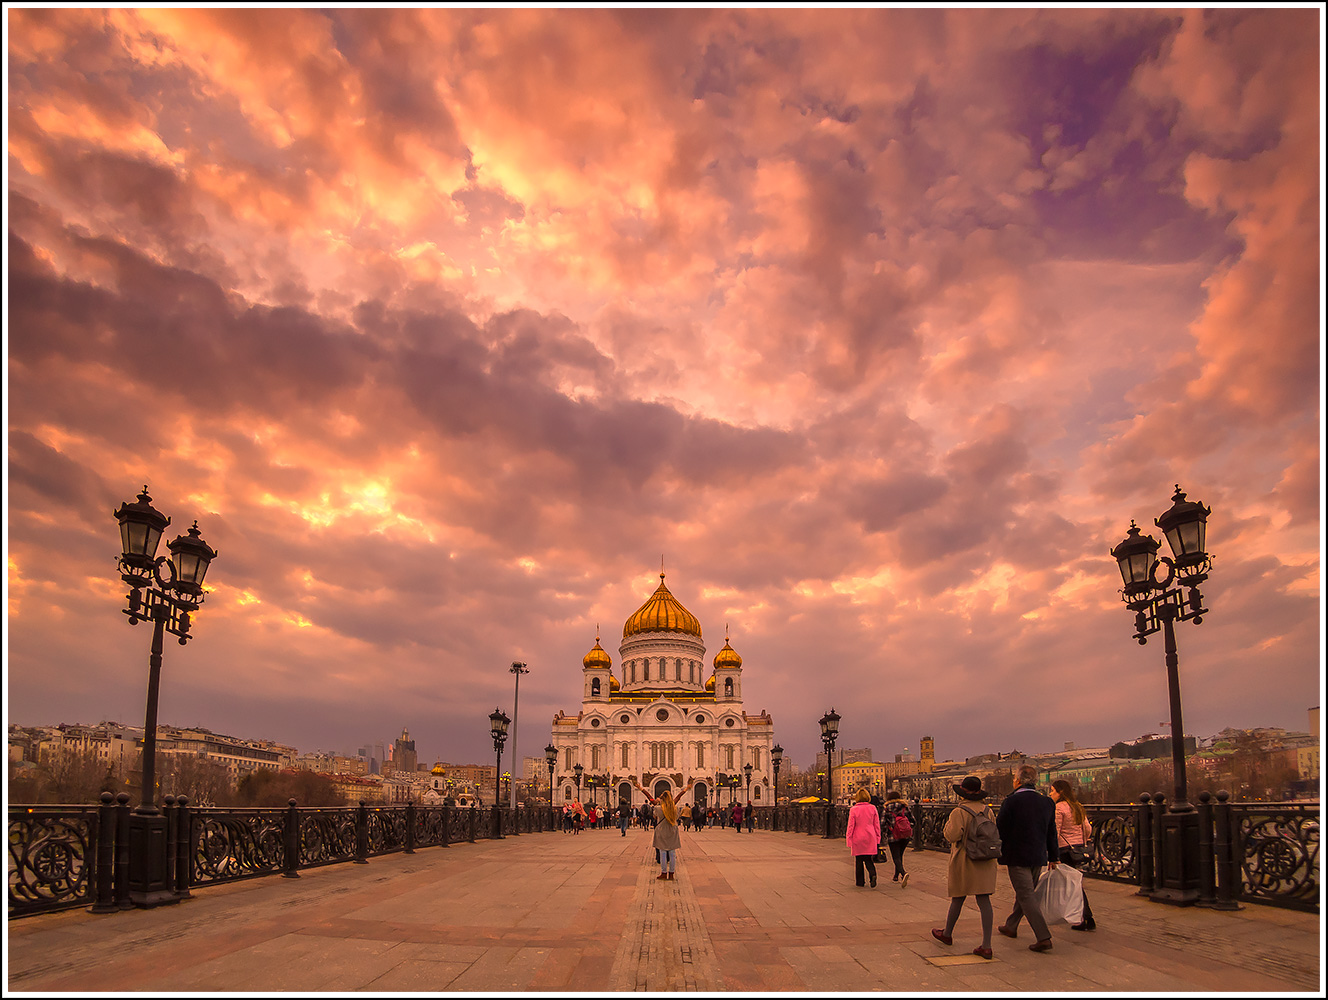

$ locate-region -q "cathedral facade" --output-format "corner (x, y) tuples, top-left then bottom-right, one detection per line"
(549, 573), (776, 812)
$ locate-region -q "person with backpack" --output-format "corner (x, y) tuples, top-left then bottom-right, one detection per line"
(995, 764), (1060, 953)
(882, 790), (915, 886)
(931, 775), (1000, 960)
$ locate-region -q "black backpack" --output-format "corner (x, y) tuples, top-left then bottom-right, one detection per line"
(959, 803), (1002, 861)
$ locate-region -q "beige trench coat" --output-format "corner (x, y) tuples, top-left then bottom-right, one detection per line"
(943, 803), (999, 897)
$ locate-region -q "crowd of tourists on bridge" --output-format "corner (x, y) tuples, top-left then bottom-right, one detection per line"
(559, 796), (758, 835)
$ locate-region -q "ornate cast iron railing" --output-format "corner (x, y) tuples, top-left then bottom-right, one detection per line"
(8, 798), (557, 918)
(8, 804), (100, 916)
(1232, 800), (1318, 913)
(9, 794), (1315, 918)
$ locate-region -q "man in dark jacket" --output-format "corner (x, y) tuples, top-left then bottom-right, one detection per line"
(995, 765), (1060, 952)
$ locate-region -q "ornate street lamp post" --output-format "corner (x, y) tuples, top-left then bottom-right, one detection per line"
(545, 743), (558, 808)
(113, 486), (217, 907)
(573, 762), (583, 804)
(489, 708), (510, 838)
(1111, 485), (1212, 906)
(771, 745), (784, 829)
(743, 762), (753, 803)
(819, 709), (840, 838)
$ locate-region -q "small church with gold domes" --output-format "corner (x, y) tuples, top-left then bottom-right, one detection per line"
(549, 572), (776, 813)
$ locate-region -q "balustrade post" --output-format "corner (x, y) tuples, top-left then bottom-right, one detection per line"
(1151, 792), (1168, 893)
(283, 799), (301, 878)
(468, 805), (478, 843)
(404, 802), (416, 855)
(1136, 794), (1155, 896)
(173, 796), (192, 899)
(1212, 790), (1242, 910)
(163, 796), (179, 900)
(354, 801), (369, 864)
(441, 803), (451, 848)
(114, 792), (133, 910)
(90, 792), (119, 913)
(1195, 791), (1216, 906)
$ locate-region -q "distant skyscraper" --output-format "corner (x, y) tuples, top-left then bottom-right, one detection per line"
(393, 727), (417, 775)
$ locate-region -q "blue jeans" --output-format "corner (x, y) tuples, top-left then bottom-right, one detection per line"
(659, 849), (675, 873)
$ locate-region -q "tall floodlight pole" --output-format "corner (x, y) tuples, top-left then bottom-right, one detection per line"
(509, 661), (529, 809)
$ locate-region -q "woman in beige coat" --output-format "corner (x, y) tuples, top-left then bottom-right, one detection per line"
(931, 776), (999, 959)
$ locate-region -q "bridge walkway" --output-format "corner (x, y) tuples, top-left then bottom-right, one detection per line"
(6, 825), (1321, 993)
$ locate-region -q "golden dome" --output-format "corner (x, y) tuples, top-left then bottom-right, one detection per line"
(431, 762), (445, 775)
(714, 637), (742, 669)
(583, 632), (613, 670)
(705, 673), (716, 691)
(609, 673), (620, 690)
(623, 573), (702, 639)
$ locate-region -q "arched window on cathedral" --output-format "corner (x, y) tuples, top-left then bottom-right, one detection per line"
(592, 745), (602, 769)
(675, 658), (681, 681)
(725, 746), (735, 769)
(696, 744), (704, 767)
(565, 748), (573, 771)
(644, 658), (651, 680)
(591, 678), (600, 696)
(667, 743), (675, 768)
(621, 743), (629, 768)
(754, 784), (761, 800)
(752, 747), (761, 769)
(725, 678), (734, 697)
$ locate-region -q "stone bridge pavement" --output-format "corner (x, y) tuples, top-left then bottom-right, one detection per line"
(5, 824), (1321, 993)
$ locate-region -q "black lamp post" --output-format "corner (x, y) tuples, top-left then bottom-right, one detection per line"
(545, 743), (557, 807)
(113, 486), (217, 907)
(1111, 485), (1212, 906)
(743, 762), (753, 803)
(573, 762), (583, 802)
(771, 745), (784, 829)
(819, 709), (840, 838)
(489, 708), (510, 838)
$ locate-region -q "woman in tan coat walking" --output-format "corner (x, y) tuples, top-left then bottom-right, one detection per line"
(931, 776), (999, 959)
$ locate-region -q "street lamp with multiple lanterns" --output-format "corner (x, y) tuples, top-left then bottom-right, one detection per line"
(545, 744), (558, 806)
(770, 745), (784, 828)
(818, 709), (840, 838)
(1111, 485), (1213, 906)
(489, 708), (510, 836)
(113, 486), (218, 907)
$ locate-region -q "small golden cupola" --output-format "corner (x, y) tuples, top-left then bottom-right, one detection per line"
(623, 572), (702, 638)
(713, 638), (742, 669)
(583, 634), (613, 670)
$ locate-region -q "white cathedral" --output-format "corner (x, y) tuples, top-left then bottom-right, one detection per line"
(549, 572), (776, 812)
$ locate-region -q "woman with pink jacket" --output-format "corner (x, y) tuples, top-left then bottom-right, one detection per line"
(845, 787), (882, 887)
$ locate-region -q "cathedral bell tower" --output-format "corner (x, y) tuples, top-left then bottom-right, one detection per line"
(582, 629), (616, 703)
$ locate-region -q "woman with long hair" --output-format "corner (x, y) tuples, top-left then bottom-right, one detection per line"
(1050, 779), (1095, 931)
(846, 787), (882, 888)
(632, 777), (697, 880)
(882, 789), (915, 886)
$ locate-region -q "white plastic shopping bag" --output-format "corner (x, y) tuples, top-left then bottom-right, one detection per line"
(1033, 864), (1084, 924)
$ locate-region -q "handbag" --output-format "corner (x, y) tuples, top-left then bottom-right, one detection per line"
(1033, 864), (1084, 924)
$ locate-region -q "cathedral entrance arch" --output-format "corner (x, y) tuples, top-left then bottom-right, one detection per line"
(693, 783), (708, 811)
(618, 781), (632, 806)
(653, 779), (672, 801)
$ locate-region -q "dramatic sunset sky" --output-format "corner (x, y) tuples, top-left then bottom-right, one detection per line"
(6, 8), (1322, 771)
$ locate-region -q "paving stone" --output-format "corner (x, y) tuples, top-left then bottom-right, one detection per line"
(5, 825), (1321, 993)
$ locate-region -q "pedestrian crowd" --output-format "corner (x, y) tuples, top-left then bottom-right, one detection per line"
(930, 764), (1097, 961)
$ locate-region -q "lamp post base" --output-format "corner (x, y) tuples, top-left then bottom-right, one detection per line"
(1150, 807), (1201, 907)
(127, 811), (181, 909)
